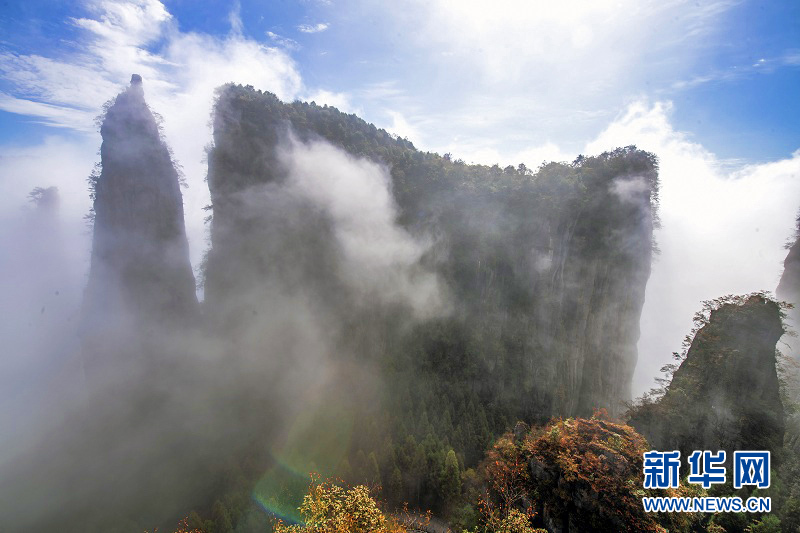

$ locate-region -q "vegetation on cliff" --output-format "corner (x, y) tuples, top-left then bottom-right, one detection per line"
(778, 211), (800, 362)
(22, 78), (799, 533)
(471, 413), (700, 533)
(206, 84), (659, 419)
(273, 478), (405, 533)
(197, 85), (661, 524)
(628, 293), (787, 457)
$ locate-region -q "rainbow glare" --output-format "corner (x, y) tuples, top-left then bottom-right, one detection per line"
(252, 400), (355, 523)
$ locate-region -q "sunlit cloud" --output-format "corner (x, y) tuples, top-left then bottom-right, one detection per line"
(585, 101), (800, 395)
(670, 48), (800, 90)
(297, 22), (329, 33)
(341, 0), (749, 167)
(306, 88), (354, 113)
(385, 110), (419, 144)
(1, 0), (797, 402)
(267, 31), (300, 50)
(228, 0), (244, 36)
(0, 0), (305, 275)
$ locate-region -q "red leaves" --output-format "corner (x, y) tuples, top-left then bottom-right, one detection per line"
(477, 414), (698, 532)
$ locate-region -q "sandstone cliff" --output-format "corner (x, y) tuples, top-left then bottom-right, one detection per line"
(81, 75), (197, 382)
(204, 85), (657, 418)
(629, 294), (786, 457)
(777, 213), (800, 358)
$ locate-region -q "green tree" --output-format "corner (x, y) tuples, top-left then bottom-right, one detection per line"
(389, 466), (403, 505)
(212, 500), (233, 533)
(366, 452), (382, 486)
(747, 514), (781, 533)
(440, 448), (461, 505)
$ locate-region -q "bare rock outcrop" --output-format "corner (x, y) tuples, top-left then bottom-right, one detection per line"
(81, 74), (197, 384)
(629, 295), (786, 458)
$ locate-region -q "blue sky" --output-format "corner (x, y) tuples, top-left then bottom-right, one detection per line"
(0, 0), (798, 393)
(1, 0), (797, 161)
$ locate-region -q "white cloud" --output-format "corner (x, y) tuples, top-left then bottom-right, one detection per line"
(0, 92), (96, 132)
(784, 50), (800, 66)
(0, 137), (94, 458)
(424, 140), (575, 168)
(267, 31), (300, 50)
(386, 110), (419, 145)
(297, 22), (329, 33)
(278, 135), (444, 316)
(72, 0), (171, 47)
(448, 140), (576, 168)
(228, 0), (244, 36)
(512, 142), (576, 167)
(669, 48), (800, 91)
(0, 136), (95, 218)
(0, 0), (306, 282)
(305, 89), (354, 113)
(586, 101), (800, 395)
(339, 0), (743, 165)
(414, 0), (729, 89)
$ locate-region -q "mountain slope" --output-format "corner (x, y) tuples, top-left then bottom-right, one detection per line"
(205, 84), (659, 420)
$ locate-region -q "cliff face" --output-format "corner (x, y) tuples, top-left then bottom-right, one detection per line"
(451, 154), (656, 417)
(204, 85), (657, 418)
(629, 295), (785, 456)
(778, 214), (800, 358)
(81, 75), (197, 381)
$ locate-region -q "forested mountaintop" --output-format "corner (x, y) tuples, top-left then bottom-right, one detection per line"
(192, 84), (662, 523)
(778, 214), (800, 301)
(206, 83), (659, 421)
(9, 77), (800, 533)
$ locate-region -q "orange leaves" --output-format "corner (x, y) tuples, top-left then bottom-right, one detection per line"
(171, 517), (203, 533)
(273, 477), (404, 533)
(143, 517), (202, 533)
(478, 414), (702, 532)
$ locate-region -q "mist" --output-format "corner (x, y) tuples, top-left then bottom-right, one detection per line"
(1, 85), (797, 532)
(0, 77), (450, 530)
(0, 139), (92, 463)
(275, 134), (445, 317)
(1, 2), (799, 531)
(586, 102), (800, 395)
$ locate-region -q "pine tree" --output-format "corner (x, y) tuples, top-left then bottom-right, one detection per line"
(389, 466), (403, 506)
(440, 449), (461, 506)
(212, 500), (233, 533)
(367, 451), (382, 487)
(339, 458), (354, 482)
(355, 449), (369, 482)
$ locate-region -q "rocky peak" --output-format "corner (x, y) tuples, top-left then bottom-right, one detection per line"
(81, 75), (197, 380)
(629, 294), (785, 458)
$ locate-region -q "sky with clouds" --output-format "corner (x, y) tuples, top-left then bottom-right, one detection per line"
(0, 0), (798, 394)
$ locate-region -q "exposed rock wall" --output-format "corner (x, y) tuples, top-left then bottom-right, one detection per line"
(458, 156), (656, 416)
(778, 213), (800, 358)
(629, 295), (785, 457)
(81, 75), (197, 382)
(204, 84), (657, 418)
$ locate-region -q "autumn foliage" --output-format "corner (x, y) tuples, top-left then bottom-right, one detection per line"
(273, 477), (405, 533)
(143, 516), (203, 533)
(477, 412), (702, 533)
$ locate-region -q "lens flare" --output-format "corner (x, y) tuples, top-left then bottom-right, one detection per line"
(252, 400), (355, 522)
